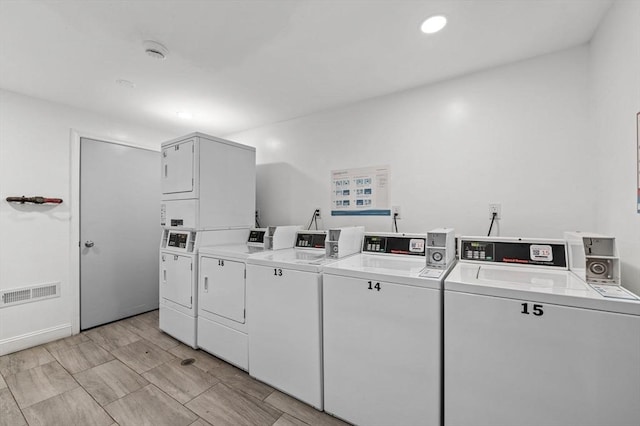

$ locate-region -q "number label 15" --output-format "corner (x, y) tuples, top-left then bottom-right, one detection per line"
(521, 302), (544, 316)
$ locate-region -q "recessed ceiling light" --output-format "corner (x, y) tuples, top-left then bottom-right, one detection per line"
(176, 111), (193, 120)
(421, 15), (447, 34)
(143, 40), (169, 60)
(115, 79), (136, 89)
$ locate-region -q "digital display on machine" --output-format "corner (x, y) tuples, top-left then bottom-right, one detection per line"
(296, 233), (326, 248)
(168, 232), (188, 249)
(248, 230), (265, 243)
(461, 240), (566, 267)
(363, 235), (426, 256)
(462, 241), (495, 261)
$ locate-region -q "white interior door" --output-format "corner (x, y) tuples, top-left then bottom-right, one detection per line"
(80, 138), (160, 330)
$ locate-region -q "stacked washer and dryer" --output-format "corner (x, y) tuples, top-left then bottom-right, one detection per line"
(444, 233), (640, 426)
(159, 133), (256, 348)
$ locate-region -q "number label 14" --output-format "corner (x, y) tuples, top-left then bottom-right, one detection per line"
(368, 281), (381, 291)
(521, 302), (544, 316)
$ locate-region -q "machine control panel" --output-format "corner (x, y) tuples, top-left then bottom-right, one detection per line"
(248, 230), (266, 244)
(362, 235), (426, 256)
(462, 241), (495, 261)
(161, 229), (196, 252)
(461, 238), (567, 268)
(296, 232), (327, 249)
(168, 232), (189, 249)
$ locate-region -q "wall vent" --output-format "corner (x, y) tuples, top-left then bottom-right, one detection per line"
(0, 282), (60, 308)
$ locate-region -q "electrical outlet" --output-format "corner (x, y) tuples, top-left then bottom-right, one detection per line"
(489, 203), (501, 220)
(392, 206), (401, 219)
(255, 209), (260, 220)
(315, 208), (321, 219)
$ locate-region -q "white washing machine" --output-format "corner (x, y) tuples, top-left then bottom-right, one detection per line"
(322, 229), (456, 426)
(246, 227), (364, 409)
(159, 228), (247, 348)
(444, 236), (640, 426)
(197, 226), (300, 370)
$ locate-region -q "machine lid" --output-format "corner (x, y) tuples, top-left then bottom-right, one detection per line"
(199, 243), (263, 260)
(322, 253), (449, 289)
(247, 247), (336, 272)
(445, 263), (640, 316)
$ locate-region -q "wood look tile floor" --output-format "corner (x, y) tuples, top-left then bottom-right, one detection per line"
(0, 310), (350, 426)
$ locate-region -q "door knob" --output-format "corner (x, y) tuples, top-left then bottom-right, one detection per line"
(84, 241), (95, 248)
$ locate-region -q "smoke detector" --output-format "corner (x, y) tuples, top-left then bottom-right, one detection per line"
(143, 40), (168, 60)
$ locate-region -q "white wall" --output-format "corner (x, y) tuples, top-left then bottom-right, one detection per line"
(590, 0), (640, 294)
(0, 89), (176, 354)
(230, 46), (595, 240)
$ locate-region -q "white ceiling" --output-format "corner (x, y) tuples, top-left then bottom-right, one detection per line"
(0, 0), (612, 135)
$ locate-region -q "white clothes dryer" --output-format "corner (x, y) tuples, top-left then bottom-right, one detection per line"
(322, 229), (456, 426)
(444, 236), (640, 426)
(246, 227), (364, 410)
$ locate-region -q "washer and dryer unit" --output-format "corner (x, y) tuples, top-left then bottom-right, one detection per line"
(246, 227), (364, 409)
(445, 233), (640, 426)
(197, 226), (300, 370)
(322, 229), (456, 426)
(159, 133), (255, 348)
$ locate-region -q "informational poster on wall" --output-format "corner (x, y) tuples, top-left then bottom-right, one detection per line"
(331, 165), (390, 216)
(637, 112), (640, 213)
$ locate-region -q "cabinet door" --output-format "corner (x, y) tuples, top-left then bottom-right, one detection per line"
(161, 139), (194, 195)
(161, 253), (192, 308)
(200, 257), (245, 323)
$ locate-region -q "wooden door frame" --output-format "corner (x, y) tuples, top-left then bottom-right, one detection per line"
(69, 130), (159, 334)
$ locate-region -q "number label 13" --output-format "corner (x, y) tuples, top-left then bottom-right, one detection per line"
(521, 302), (544, 316)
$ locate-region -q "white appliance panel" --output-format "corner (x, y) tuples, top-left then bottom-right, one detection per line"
(197, 316), (248, 370)
(159, 305), (196, 348)
(444, 290), (640, 426)
(324, 274), (441, 426)
(246, 264), (323, 409)
(161, 253), (193, 309)
(199, 256), (245, 323)
(161, 139), (194, 195)
(162, 199), (198, 229)
(198, 140), (255, 229)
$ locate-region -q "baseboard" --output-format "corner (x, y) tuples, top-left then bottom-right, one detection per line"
(0, 324), (72, 356)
